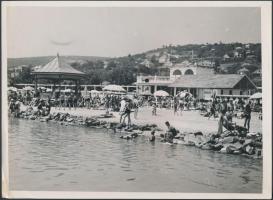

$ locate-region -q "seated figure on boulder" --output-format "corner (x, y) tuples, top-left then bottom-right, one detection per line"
(163, 121), (178, 143)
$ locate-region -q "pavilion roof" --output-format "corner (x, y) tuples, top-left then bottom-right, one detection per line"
(32, 54), (85, 79)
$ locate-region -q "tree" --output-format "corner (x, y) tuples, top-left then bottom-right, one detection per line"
(107, 61), (117, 70)
(14, 67), (34, 84)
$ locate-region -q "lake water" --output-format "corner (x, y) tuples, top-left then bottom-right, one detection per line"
(9, 118), (262, 192)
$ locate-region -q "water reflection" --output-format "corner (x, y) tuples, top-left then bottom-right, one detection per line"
(9, 118), (262, 192)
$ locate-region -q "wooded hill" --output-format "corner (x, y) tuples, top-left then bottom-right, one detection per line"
(8, 42), (261, 86)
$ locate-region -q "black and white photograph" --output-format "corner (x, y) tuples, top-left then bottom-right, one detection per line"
(1, 1), (272, 199)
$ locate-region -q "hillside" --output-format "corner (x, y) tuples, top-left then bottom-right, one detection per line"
(7, 55), (109, 69)
(7, 42), (262, 87)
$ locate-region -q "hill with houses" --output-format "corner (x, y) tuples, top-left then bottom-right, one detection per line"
(7, 42), (262, 87)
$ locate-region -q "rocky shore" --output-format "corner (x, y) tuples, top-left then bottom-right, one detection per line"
(14, 109), (263, 159)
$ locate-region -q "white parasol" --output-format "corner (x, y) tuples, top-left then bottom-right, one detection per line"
(249, 92), (262, 99)
(38, 86), (47, 90)
(23, 86), (34, 91)
(177, 91), (192, 98)
(154, 90), (169, 97)
(8, 87), (18, 92)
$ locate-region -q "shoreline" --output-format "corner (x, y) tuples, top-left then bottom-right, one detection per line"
(14, 105), (263, 159)
(51, 106), (262, 134)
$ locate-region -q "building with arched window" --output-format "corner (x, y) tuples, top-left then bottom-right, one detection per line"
(136, 60), (257, 99)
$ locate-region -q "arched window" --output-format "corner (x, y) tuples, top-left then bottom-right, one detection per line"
(173, 69), (182, 76)
(184, 69), (194, 75)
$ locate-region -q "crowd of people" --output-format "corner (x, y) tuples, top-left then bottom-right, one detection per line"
(8, 88), (261, 138)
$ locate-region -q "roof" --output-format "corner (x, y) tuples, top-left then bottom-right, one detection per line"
(253, 68), (262, 74)
(33, 54), (85, 76)
(238, 67), (249, 72)
(169, 74), (256, 89)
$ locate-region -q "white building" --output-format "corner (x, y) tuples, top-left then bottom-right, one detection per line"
(136, 60), (257, 100)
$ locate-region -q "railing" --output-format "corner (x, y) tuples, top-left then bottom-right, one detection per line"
(137, 76), (171, 83)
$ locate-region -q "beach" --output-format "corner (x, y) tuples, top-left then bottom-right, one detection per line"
(47, 106), (262, 135)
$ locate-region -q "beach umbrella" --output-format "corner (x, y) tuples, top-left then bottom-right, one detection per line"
(23, 86), (34, 91)
(154, 90), (169, 97)
(177, 91), (192, 98)
(90, 89), (100, 94)
(64, 88), (74, 93)
(249, 92), (262, 99)
(102, 84), (126, 92)
(8, 87), (18, 92)
(38, 86), (47, 90)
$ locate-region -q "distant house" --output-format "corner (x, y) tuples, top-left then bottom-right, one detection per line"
(140, 59), (151, 68)
(32, 65), (42, 71)
(15, 65), (29, 72)
(158, 52), (170, 64)
(235, 46), (243, 51)
(241, 62), (251, 67)
(237, 67), (250, 77)
(103, 61), (109, 69)
(233, 51), (243, 58)
(9, 65), (29, 78)
(252, 68), (262, 78)
(246, 50), (252, 55)
(223, 54), (230, 61)
(246, 55), (256, 59)
(145, 51), (161, 59)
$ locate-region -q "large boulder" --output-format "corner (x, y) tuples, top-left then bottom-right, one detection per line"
(243, 145), (255, 155)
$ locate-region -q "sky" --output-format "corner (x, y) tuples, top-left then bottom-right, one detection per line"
(6, 6), (261, 58)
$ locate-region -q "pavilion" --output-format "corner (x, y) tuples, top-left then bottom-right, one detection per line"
(32, 53), (86, 94)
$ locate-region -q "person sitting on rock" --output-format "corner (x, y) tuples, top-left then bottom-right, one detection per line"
(149, 130), (156, 142)
(44, 101), (51, 116)
(164, 121), (177, 143)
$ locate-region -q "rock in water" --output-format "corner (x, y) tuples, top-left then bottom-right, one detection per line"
(221, 136), (235, 144)
(245, 145), (255, 155)
(194, 131), (203, 137)
(226, 145), (237, 154)
(211, 143), (224, 151)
